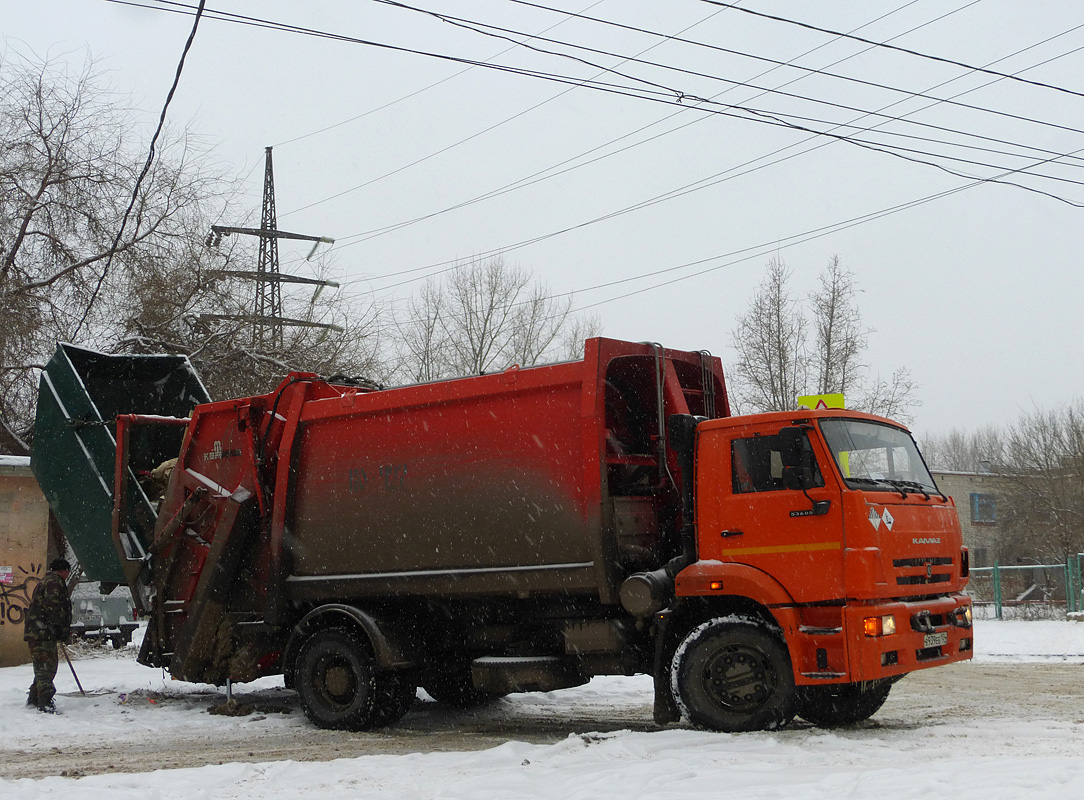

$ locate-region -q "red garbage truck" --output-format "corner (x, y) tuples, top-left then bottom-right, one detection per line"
(35, 337), (971, 731)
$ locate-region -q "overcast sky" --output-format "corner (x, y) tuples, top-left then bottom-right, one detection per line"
(3, 0), (1082, 437)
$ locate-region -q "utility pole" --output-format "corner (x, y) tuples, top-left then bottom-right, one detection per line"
(205, 146), (340, 350)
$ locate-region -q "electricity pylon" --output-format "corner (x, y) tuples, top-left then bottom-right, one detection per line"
(205, 146), (339, 349)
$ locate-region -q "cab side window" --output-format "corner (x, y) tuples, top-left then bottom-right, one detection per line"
(732, 433), (824, 494)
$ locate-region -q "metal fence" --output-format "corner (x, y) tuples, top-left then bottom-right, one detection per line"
(969, 556), (1084, 619)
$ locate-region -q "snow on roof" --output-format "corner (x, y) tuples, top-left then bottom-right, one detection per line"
(0, 455), (31, 468)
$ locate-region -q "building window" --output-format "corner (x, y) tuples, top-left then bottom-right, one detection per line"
(970, 493), (997, 525)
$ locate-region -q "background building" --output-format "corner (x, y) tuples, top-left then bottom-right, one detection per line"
(0, 456), (60, 666)
(932, 470), (1010, 568)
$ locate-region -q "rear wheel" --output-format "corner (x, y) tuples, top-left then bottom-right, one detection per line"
(296, 628), (414, 730)
(798, 680), (892, 728)
(671, 616), (797, 732)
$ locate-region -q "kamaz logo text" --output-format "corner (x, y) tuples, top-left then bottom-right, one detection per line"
(912, 537), (941, 545)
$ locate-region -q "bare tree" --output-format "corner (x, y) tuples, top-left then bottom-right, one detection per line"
(922, 425), (1005, 472)
(729, 257), (807, 412)
(857, 368), (919, 425)
(922, 428), (975, 471)
(0, 53), (229, 451)
(395, 279), (451, 383)
(808, 256), (866, 397)
(393, 255), (594, 382)
(998, 401), (1084, 561)
(0, 54), (384, 451)
(923, 403), (1082, 563)
(112, 239), (386, 401)
(442, 256), (523, 374)
(559, 311), (603, 362)
(729, 255), (917, 420)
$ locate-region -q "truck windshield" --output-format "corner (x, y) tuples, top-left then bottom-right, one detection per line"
(819, 418), (938, 495)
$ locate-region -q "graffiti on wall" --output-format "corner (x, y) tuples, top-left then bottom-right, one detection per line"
(0, 563), (43, 626)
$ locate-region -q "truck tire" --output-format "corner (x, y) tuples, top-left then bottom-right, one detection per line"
(423, 665), (501, 709)
(296, 628), (414, 730)
(671, 616), (797, 732)
(797, 680), (892, 728)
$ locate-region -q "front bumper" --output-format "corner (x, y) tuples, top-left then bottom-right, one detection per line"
(783, 592), (973, 685)
(843, 593), (973, 682)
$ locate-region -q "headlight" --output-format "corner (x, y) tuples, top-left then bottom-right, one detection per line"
(863, 615), (896, 637)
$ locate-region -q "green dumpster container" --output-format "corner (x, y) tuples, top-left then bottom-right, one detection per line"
(31, 344), (210, 586)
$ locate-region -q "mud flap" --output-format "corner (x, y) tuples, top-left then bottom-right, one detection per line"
(651, 610), (681, 725)
(653, 671), (681, 725)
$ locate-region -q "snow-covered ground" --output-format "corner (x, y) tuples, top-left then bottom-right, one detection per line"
(3, 619), (1084, 799)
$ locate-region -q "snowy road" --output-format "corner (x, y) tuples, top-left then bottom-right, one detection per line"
(3, 620), (1084, 798)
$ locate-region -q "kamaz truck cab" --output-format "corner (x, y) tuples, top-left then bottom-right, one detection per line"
(663, 409), (971, 730)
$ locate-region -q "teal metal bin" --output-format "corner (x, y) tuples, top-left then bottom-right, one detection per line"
(31, 344), (210, 585)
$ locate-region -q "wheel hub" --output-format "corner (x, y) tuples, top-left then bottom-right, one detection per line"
(703, 644), (775, 712)
(319, 658), (357, 705)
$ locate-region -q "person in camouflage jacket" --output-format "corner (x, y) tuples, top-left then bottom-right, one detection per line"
(23, 558), (73, 712)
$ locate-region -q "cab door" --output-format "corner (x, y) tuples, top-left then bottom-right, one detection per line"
(697, 421), (844, 603)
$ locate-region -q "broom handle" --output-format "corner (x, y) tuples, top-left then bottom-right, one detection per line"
(59, 643), (86, 696)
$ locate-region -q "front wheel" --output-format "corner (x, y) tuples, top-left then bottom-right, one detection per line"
(798, 680), (893, 728)
(671, 616), (797, 732)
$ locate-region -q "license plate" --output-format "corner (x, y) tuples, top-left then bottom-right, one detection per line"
(924, 631), (948, 648)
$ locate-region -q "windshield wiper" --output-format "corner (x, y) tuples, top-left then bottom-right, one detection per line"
(878, 479), (911, 498)
(884, 479), (949, 502)
(884, 479), (925, 499)
(846, 477), (905, 496)
(897, 479), (947, 502)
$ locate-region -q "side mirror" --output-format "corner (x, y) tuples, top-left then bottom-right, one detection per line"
(780, 427), (814, 492)
(778, 427), (803, 468)
(783, 465), (806, 491)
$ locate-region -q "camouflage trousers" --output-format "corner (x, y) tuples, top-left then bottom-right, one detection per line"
(26, 639), (59, 708)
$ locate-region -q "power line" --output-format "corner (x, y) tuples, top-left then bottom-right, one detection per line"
(374, 0), (1084, 147)
(281, 3), (727, 218)
(322, 82), (1084, 273)
(329, 0), (987, 246)
(340, 95), (1084, 299)
(74, 0), (207, 339)
(271, 0), (609, 149)
(394, 4), (1084, 168)
(103, 2), (1084, 293)
(115, 1), (1084, 220)
(288, 0), (1084, 228)
(398, 137), (1084, 333)
(699, 0), (1084, 101)
(340, 77), (1084, 279)
(120, 1), (1084, 146)
(331, 136), (1084, 340)
(497, 0), (1084, 137)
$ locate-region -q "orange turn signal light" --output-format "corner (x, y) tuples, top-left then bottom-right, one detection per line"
(863, 615), (896, 637)
(709, 581), (724, 591)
